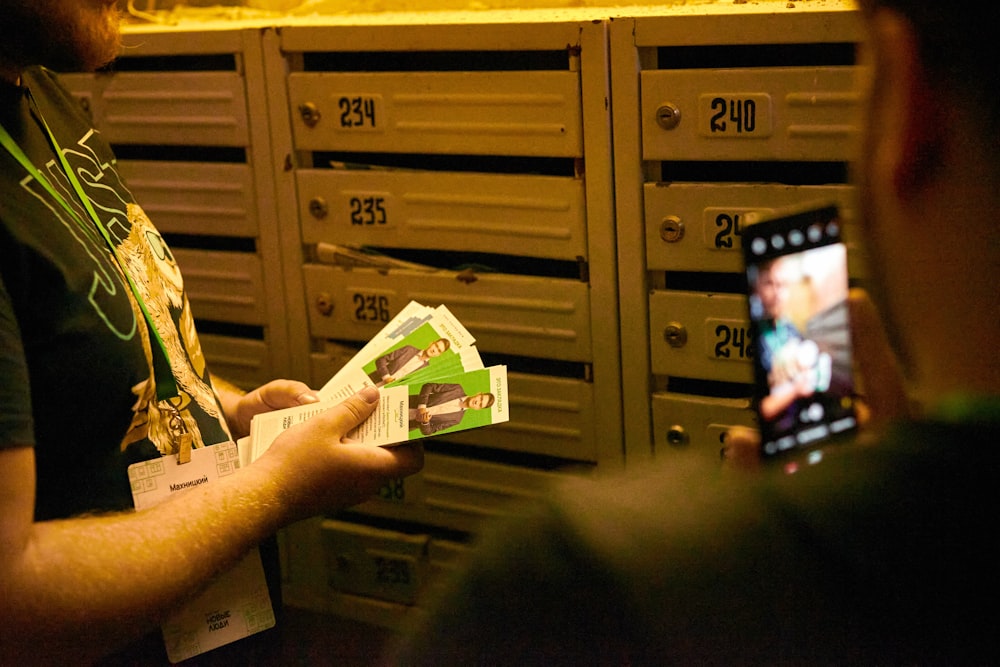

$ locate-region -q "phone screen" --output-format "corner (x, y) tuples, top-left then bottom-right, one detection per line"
(743, 203), (858, 465)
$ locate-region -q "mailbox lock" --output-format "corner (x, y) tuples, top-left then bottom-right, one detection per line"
(315, 292), (334, 317)
(663, 322), (687, 348)
(309, 197), (329, 220)
(299, 102), (322, 128)
(666, 425), (689, 447)
(655, 102), (682, 130)
(660, 216), (684, 243)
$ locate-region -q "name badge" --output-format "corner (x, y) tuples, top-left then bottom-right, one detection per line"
(129, 442), (275, 663)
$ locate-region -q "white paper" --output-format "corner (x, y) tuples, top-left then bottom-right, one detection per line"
(128, 442), (275, 663)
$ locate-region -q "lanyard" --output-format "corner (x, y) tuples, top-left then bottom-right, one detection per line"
(0, 90), (179, 402)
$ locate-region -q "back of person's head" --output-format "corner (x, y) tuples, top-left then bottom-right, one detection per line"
(860, 0), (1000, 175)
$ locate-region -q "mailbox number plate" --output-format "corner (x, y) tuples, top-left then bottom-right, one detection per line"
(707, 318), (753, 361)
(350, 292), (395, 324)
(340, 191), (393, 227)
(702, 207), (775, 250)
(335, 94), (384, 131)
(698, 93), (773, 138)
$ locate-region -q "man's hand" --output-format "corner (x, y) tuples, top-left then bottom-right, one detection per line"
(215, 377), (320, 439)
(251, 387), (424, 518)
(723, 289), (910, 471)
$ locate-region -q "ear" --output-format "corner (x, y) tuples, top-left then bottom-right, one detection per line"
(869, 9), (945, 199)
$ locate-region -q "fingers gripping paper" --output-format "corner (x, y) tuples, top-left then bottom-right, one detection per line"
(240, 301), (509, 466)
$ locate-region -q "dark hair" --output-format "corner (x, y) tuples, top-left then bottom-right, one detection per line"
(860, 0), (999, 159)
(430, 338), (451, 351)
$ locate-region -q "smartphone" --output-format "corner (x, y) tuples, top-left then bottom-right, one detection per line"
(743, 203), (858, 467)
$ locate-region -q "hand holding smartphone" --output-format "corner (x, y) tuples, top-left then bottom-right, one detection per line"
(743, 203), (858, 466)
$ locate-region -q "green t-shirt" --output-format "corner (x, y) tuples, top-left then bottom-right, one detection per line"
(396, 412), (1000, 665)
(0, 67), (231, 520)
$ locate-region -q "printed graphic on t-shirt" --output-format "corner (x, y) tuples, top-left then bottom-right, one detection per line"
(25, 118), (229, 456)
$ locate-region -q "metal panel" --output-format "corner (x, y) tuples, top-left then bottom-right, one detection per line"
(174, 249), (266, 325)
(297, 169), (587, 261)
(119, 160), (259, 237)
(644, 183), (858, 273)
(342, 451), (567, 533)
(288, 71), (583, 157)
(75, 71), (249, 147)
(321, 519), (431, 605)
(417, 452), (572, 522)
(641, 66), (860, 161)
(199, 334), (272, 391)
(649, 290), (753, 383)
(651, 391), (756, 462)
(629, 3), (861, 47)
(432, 372), (598, 462)
(302, 265), (592, 362)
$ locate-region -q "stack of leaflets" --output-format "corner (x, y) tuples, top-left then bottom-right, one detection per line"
(239, 301), (509, 466)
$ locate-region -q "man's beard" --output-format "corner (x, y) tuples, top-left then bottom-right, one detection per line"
(0, 0), (123, 74)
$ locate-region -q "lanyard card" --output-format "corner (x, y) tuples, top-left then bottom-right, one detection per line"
(128, 442), (276, 663)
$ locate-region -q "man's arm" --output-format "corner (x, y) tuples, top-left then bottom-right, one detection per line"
(0, 390), (423, 665)
(420, 410), (464, 436)
(417, 382), (460, 406)
(375, 346), (412, 380)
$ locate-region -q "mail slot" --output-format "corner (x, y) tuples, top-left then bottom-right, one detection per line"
(302, 265), (592, 362)
(645, 183), (857, 273)
(297, 168), (587, 261)
(288, 71), (583, 157)
(173, 249), (266, 326)
(649, 290), (753, 384)
(641, 66), (860, 161)
(62, 71), (249, 147)
(651, 391), (756, 461)
(119, 160), (259, 238)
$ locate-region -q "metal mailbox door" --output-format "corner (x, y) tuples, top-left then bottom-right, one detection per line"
(119, 160), (259, 238)
(435, 371), (599, 463)
(641, 66), (860, 162)
(347, 452), (565, 534)
(651, 391), (756, 461)
(645, 183), (856, 273)
(63, 71), (250, 147)
(173, 248), (266, 326)
(199, 334), (272, 391)
(302, 265), (592, 362)
(297, 168), (587, 261)
(649, 290), (753, 384)
(288, 71), (583, 157)
(321, 519), (430, 605)
(412, 453), (562, 524)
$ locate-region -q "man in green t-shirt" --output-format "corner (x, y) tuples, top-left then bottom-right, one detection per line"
(0, 3), (423, 664)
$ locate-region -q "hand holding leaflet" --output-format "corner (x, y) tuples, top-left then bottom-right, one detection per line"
(240, 302), (508, 466)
